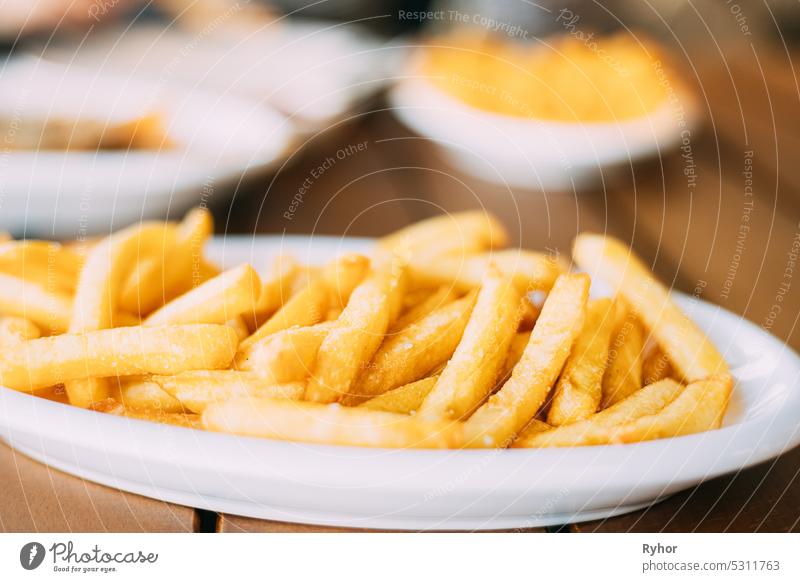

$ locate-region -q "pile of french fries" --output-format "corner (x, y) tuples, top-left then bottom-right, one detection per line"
(0, 209), (732, 449)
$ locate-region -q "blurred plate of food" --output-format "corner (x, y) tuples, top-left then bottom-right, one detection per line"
(0, 57), (294, 237)
(390, 32), (698, 189)
(42, 17), (405, 135)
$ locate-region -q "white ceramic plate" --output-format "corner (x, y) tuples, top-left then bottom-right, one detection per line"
(43, 21), (405, 135)
(1, 236), (799, 531)
(389, 77), (697, 190)
(0, 59), (294, 237)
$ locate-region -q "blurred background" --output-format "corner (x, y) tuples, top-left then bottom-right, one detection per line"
(1, 1), (799, 348)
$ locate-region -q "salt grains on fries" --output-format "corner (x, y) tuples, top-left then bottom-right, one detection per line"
(0, 209), (734, 450)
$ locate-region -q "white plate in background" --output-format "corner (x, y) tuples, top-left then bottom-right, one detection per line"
(0, 236), (798, 531)
(0, 59), (294, 238)
(42, 21), (405, 134)
(389, 77), (697, 190)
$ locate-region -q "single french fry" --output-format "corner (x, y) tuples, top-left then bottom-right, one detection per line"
(305, 264), (405, 403)
(609, 374), (733, 443)
(409, 250), (563, 293)
(513, 378), (684, 447)
(203, 397), (463, 449)
(322, 254), (371, 310)
(143, 264), (261, 326)
(119, 207), (213, 315)
(572, 234), (727, 382)
(240, 277), (329, 351)
(358, 376), (439, 414)
(463, 273), (590, 447)
(111, 311), (141, 327)
(642, 344), (674, 385)
(235, 322), (333, 383)
(67, 222), (175, 406)
(0, 273), (73, 334)
(0, 324), (238, 392)
(547, 298), (616, 426)
(344, 291), (477, 405)
(602, 303), (644, 408)
(152, 371), (304, 413)
(0, 315), (41, 347)
(379, 211), (509, 262)
(92, 398), (201, 429)
(243, 255), (297, 329)
(390, 285), (460, 332)
(420, 269), (522, 420)
(110, 376), (184, 413)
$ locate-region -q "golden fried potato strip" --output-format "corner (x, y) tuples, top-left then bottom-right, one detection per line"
(572, 234), (727, 382)
(203, 397), (462, 449)
(601, 301), (644, 408)
(358, 376), (439, 414)
(344, 291), (476, 405)
(463, 273), (590, 447)
(379, 211), (508, 263)
(420, 268), (522, 420)
(152, 371), (304, 413)
(514, 378), (683, 447)
(304, 263), (405, 403)
(409, 250), (563, 292)
(144, 264), (261, 326)
(0, 324), (238, 392)
(547, 298), (616, 426)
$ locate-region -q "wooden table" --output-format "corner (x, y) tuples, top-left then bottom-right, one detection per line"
(2, 32), (798, 533)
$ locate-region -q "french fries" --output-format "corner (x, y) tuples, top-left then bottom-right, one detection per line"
(513, 378), (684, 447)
(144, 264), (261, 326)
(573, 234), (728, 382)
(420, 268), (522, 420)
(463, 274), (590, 447)
(244, 255), (297, 329)
(547, 298), (616, 425)
(358, 376), (439, 414)
(609, 374), (733, 443)
(344, 291), (476, 404)
(0, 273), (73, 334)
(0, 324), (238, 392)
(379, 211), (508, 262)
(601, 302), (644, 408)
(409, 250), (563, 292)
(235, 322), (332, 383)
(119, 207), (213, 315)
(152, 371), (304, 413)
(3, 208), (733, 451)
(203, 397), (462, 449)
(391, 285), (460, 332)
(304, 264), (404, 403)
(67, 221), (176, 406)
(240, 275), (329, 351)
(92, 398), (201, 429)
(111, 376), (184, 413)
